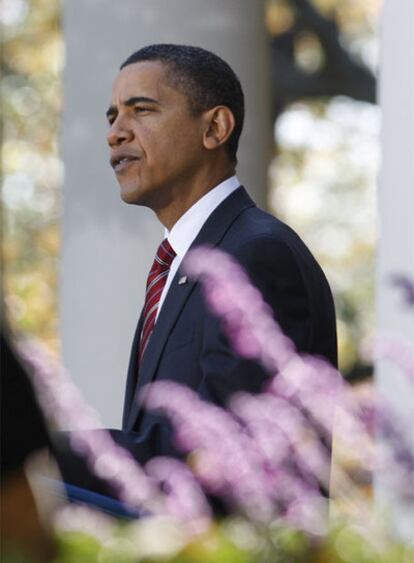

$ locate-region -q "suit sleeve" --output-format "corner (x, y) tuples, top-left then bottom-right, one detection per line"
(197, 235), (312, 406)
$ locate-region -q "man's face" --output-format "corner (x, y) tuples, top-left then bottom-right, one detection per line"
(107, 61), (206, 209)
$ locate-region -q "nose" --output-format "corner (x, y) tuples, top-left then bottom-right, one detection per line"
(106, 117), (133, 147)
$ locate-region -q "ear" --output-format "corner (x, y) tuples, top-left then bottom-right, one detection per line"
(202, 106), (235, 152)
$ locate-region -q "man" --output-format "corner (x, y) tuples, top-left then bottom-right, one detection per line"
(106, 44), (337, 464)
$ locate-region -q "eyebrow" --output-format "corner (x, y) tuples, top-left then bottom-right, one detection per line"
(106, 96), (161, 120)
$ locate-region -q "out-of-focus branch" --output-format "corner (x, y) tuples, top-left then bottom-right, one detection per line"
(270, 0), (377, 120)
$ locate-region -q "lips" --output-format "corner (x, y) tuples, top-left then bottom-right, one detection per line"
(110, 153), (140, 173)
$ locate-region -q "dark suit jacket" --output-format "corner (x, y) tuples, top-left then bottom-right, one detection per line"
(121, 187), (337, 463)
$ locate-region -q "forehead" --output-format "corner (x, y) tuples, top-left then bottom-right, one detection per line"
(111, 60), (180, 104)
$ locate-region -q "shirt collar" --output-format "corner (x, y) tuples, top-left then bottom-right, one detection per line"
(165, 175), (240, 259)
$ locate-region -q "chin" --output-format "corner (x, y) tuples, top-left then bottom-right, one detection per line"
(119, 185), (145, 206)
(118, 181), (165, 210)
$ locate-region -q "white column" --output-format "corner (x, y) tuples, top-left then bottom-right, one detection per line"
(376, 0), (414, 539)
(61, 0), (270, 426)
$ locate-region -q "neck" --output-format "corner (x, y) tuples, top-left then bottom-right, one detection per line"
(155, 163), (235, 231)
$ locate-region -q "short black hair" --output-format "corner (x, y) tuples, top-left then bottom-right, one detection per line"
(120, 44), (244, 164)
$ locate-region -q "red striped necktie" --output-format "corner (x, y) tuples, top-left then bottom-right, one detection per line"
(139, 238), (176, 363)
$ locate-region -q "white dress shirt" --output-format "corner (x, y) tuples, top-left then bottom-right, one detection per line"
(155, 175), (240, 319)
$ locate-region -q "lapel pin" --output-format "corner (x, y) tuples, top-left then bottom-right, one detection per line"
(178, 275), (188, 285)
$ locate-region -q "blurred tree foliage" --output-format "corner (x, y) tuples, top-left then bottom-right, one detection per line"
(266, 0), (380, 379)
(1, 0), (62, 355)
(1, 0), (380, 376)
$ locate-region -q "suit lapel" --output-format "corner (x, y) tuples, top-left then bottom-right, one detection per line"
(125, 186), (256, 431)
(122, 309), (144, 429)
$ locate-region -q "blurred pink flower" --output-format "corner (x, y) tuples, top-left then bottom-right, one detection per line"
(19, 341), (210, 528)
